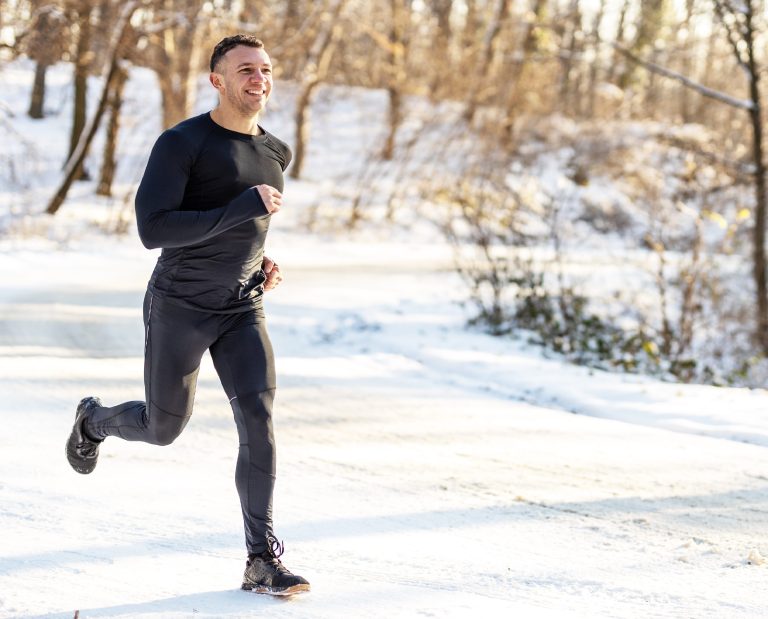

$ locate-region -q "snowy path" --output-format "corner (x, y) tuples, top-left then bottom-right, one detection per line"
(1, 234), (768, 619)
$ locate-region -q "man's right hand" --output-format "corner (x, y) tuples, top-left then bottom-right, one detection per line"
(255, 184), (282, 213)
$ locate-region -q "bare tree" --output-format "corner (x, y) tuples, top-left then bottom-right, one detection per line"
(142, 0), (206, 129)
(502, 0), (548, 139)
(380, 0), (410, 160)
(607, 0), (631, 85)
(25, 3), (68, 119)
(555, 0), (581, 113)
(65, 0), (95, 180)
(678, 0), (698, 122)
(290, 0), (348, 180)
(427, 0), (453, 99)
(96, 63), (129, 197)
(463, 0), (511, 124)
(46, 1), (141, 214)
(586, 0), (607, 118)
(713, 0), (768, 354)
(614, 0), (768, 355)
(618, 0), (668, 90)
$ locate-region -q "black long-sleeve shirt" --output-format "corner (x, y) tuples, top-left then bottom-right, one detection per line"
(135, 112), (292, 313)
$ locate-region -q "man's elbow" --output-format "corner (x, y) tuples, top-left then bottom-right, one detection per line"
(137, 222), (162, 250)
(140, 237), (160, 250)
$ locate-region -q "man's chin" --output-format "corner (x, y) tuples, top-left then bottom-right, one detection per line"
(242, 103), (266, 116)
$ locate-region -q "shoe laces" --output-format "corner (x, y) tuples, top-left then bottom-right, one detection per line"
(259, 535), (294, 576)
(266, 534), (285, 560)
(76, 439), (99, 458)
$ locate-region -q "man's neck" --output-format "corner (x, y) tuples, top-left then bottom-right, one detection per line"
(210, 107), (262, 136)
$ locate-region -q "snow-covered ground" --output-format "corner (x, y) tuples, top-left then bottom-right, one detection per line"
(1, 61), (768, 618)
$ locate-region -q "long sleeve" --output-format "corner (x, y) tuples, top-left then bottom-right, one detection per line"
(135, 129), (269, 250)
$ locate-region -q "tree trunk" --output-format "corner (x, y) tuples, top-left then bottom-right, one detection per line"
(462, 0), (479, 49)
(96, 65), (128, 197)
(586, 0), (606, 118)
(68, 0), (93, 180)
(607, 0), (631, 85)
(502, 0), (548, 139)
(645, 45), (661, 118)
(463, 0), (509, 124)
(150, 0), (205, 130)
(28, 61), (48, 118)
(290, 0), (347, 179)
(282, 0), (301, 38)
(428, 0), (452, 99)
(557, 0), (581, 115)
(158, 74), (191, 129)
(382, 87), (402, 160)
(695, 6), (720, 123)
(157, 30), (201, 130)
(678, 0), (696, 122)
(290, 79), (320, 180)
(25, 1), (67, 117)
(277, 0), (302, 78)
(618, 0), (666, 90)
(744, 7), (768, 353)
(381, 0), (408, 160)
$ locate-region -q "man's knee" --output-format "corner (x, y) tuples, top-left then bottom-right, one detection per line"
(148, 408), (189, 446)
(152, 429), (180, 446)
(237, 388), (275, 418)
(231, 389), (275, 442)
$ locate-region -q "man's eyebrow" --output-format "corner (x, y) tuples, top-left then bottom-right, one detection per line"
(236, 62), (272, 68)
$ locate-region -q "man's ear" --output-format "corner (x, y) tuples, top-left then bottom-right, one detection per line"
(209, 72), (222, 90)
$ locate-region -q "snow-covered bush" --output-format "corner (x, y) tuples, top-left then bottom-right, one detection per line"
(418, 115), (764, 386)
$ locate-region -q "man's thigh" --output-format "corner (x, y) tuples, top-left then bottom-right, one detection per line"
(144, 293), (219, 417)
(209, 309), (275, 400)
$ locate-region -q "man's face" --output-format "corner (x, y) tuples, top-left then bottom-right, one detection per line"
(211, 45), (273, 117)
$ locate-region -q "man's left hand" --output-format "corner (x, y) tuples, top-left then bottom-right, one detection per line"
(263, 256), (283, 291)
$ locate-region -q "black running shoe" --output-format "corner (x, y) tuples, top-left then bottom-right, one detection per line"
(66, 396), (103, 474)
(241, 537), (310, 596)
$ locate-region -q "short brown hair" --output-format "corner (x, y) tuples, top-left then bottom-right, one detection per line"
(210, 34), (264, 72)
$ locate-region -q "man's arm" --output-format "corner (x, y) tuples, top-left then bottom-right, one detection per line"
(135, 130), (281, 250)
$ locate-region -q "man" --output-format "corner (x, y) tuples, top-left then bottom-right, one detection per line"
(65, 34), (310, 596)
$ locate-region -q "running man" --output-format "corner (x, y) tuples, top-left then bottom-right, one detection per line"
(65, 34), (310, 596)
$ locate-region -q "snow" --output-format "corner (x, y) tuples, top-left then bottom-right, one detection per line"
(1, 61), (768, 619)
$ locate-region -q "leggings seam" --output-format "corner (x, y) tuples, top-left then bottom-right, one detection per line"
(147, 399), (190, 419)
(218, 352), (252, 529)
(94, 405), (190, 437)
(144, 292), (155, 425)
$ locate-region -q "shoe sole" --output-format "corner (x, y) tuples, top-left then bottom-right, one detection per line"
(65, 444), (94, 474)
(65, 397), (101, 475)
(241, 583), (311, 596)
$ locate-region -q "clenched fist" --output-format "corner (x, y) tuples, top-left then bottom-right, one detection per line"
(255, 184), (282, 214)
(262, 255), (283, 291)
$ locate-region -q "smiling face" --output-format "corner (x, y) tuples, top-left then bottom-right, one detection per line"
(209, 45), (273, 119)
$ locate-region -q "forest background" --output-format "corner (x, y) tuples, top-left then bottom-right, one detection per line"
(2, 0), (768, 387)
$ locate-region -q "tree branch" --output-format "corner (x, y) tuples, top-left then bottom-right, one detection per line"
(713, 0), (750, 74)
(613, 42), (753, 110)
(233, 3), (327, 58)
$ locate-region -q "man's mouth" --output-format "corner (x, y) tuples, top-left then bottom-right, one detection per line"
(246, 89), (266, 96)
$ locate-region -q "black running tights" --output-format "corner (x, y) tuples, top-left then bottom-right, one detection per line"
(85, 291), (277, 555)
